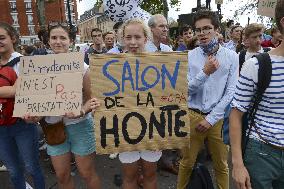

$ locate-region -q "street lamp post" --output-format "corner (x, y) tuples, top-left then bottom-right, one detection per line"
(197, 0), (201, 9)
(66, 0), (72, 27)
(37, 0), (46, 28)
(66, 0), (77, 46)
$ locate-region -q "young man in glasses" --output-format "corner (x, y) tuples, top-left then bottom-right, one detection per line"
(177, 10), (239, 189)
(230, 1), (284, 189)
(84, 28), (107, 64)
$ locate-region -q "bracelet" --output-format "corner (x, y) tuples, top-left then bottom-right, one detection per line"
(80, 109), (86, 117)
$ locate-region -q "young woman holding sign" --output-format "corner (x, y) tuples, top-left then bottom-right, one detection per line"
(109, 18), (162, 189)
(24, 23), (101, 189)
(0, 22), (45, 189)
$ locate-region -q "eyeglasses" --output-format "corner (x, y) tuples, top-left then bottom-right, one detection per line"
(195, 26), (214, 35)
(48, 22), (69, 30)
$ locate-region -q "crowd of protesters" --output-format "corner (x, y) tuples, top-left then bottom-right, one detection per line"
(0, 0), (284, 189)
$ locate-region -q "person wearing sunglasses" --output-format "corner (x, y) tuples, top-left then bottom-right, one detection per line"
(177, 10), (239, 189)
(25, 22), (102, 189)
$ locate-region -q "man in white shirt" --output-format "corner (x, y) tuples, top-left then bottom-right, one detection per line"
(177, 10), (239, 189)
(146, 14), (172, 52)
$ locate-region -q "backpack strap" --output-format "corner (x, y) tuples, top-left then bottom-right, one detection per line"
(242, 52), (272, 156)
(255, 53), (272, 96)
(0, 74), (13, 85)
(2, 57), (21, 68)
(239, 50), (247, 72)
(249, 52), (272, 131)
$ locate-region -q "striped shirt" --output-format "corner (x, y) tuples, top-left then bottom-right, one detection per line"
(232, 54), (284, 147)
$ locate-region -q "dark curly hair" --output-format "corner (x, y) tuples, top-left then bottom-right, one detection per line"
(193, 10), (220, 30)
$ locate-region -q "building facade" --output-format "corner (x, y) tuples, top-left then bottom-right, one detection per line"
(0, 0), (78, 45)
(78, 5), (114, 43)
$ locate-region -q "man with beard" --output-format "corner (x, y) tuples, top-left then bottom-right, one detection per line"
(84, 28), (107, 64)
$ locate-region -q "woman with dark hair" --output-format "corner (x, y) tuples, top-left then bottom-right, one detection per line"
(0, 22), (45, 189)
(29, 22), (101, 189)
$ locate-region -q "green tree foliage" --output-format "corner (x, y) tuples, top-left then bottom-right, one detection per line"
(96, 0), (181, 17)
(228, 0), (258, 17)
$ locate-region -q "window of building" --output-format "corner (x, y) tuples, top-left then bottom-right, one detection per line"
(14, 27), (20, 34)
(27, 14), (33, 25)
(10, 2), (17, 12)
(25, 2), (32, 11)
(11, 14), (18, 25)
(28, 26), (35, 35)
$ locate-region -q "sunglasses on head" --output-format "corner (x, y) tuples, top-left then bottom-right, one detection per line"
(48, 22), (69, 30)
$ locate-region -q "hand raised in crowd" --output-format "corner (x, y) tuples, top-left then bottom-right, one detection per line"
(232, 164), (252, 189)
(203, 55), (220, 75)
(22, 113), (42, 123)
(195, 119), (212, 133)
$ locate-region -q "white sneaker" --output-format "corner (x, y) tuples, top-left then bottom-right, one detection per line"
(26, 182), (33, 189)
(39, 143), (47, 151)
(0, 165), (7, 171)
(109, 153), (118, 160)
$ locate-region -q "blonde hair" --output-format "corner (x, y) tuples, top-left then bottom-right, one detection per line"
(244, 23), (264, 38)
(121, 18), (152, 40)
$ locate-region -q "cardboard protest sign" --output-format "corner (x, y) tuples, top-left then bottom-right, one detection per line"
(13, 52), (84, 117)
(90, 52), (190, 154)
(257, 0), (277, 18)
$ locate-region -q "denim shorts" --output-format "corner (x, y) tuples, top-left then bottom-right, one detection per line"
(47, 116), (96, 156)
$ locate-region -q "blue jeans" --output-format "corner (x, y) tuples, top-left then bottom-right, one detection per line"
(0, 120), (45, 189)
(244, 139), (284, 189)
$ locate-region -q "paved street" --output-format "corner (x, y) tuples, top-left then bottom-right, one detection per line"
(0, 153), (177, 189)
(0, 149), (236, 189)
